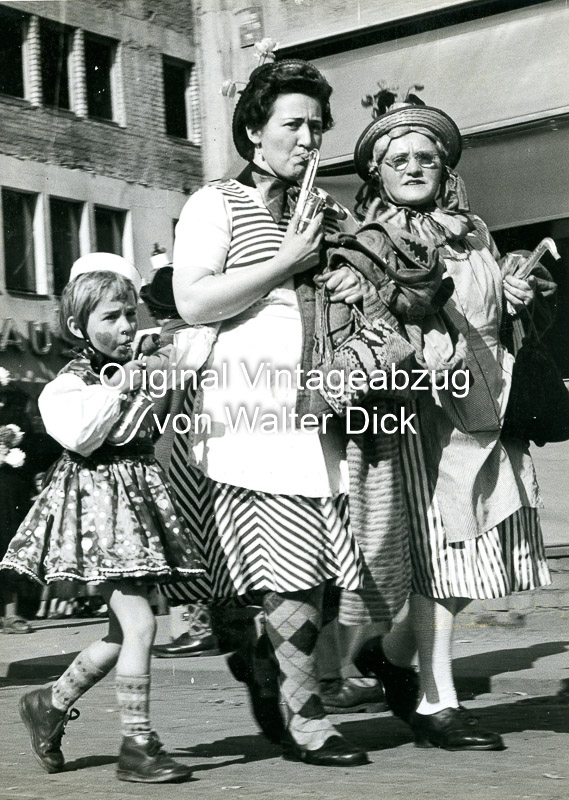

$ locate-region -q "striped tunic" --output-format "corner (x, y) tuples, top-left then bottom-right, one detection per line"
(402, 411), (550, 599)
(166, 179), (362, 602)
(400, 224), (550, 599)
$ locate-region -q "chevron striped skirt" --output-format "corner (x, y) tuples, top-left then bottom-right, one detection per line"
(401, 425), (551, 600)
(164, 437), (363, 603)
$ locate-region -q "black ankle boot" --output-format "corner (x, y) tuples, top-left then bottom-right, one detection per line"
(354, 637), (419, 722)
(116, 731), (192, 783)
(19, 686), (79, 773)
(227, 648), (285, 744)
(409, 707), (505, 751)
(282, 733), (370, 767)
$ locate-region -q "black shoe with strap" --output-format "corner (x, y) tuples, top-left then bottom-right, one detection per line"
(19, 686), (80, 773)
(116, 731), (192, 783)
(354, 637), (419, 722)
(409, 707), (506, 751)
(282, 733), (370, 767)
(321, 678), (387, 714)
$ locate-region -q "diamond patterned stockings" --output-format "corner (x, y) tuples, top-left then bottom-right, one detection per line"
(263, 585), (339, 751)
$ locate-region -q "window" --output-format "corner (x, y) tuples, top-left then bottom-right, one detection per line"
(85, 33), (115, 120)
(51, 198), (82, 294)
(2, 189), (37, 293)
(163, 57), (192, 139)
(95, 206), (125, 255)
(0, 8), (25, 98)
(40, 20), (73, 110)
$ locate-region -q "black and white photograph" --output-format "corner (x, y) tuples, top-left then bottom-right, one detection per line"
(0, 1), (567, 798)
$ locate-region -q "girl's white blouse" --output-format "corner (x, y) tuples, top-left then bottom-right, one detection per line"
(39, 374), (124, 457)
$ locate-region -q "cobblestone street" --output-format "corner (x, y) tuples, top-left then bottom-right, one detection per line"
(1, 616), (568, 800)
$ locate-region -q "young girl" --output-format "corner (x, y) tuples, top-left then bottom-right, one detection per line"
(0, 254), (202, 784)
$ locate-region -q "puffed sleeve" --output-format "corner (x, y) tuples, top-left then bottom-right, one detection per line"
(38, 373), (124, 457)
(173, 185), (232, 277)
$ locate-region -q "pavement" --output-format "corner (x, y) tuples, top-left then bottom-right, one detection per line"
(0, 612), (568, 800)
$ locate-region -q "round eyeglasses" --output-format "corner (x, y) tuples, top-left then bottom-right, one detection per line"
(383, 152), (442, 172)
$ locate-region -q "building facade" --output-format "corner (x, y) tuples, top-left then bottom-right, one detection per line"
(194, 0), (569, 375)
(0, 0), (202, 392)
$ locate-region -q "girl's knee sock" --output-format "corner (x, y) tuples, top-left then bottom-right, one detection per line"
(51, 651), (108, 711)
(263, 586), (338, 751)
(115, 674), (151, 737)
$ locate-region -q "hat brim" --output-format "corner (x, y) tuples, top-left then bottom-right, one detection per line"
(353, 105), (462, 179)
(139, 285), (177, 312)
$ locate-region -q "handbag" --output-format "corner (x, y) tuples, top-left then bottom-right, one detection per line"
(502, 314), (569, 446)
(314, 289), (416, 417)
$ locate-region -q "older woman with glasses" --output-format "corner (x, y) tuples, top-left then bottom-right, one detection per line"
(346, 93), (555, 751)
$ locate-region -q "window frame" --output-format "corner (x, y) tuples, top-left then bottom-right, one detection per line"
(0, 6), (27, 100)
(84, 31), (119, 123)
(162, 55), (196, 142)
(94, 204), (128, 256)
(39, 18), (75, 112)
(49, 196), (85, 295)
(1, 187), (48, 297)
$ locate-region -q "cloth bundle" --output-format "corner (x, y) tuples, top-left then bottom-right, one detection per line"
(326, 220), (453, 322)
(322, 221), (466, 380)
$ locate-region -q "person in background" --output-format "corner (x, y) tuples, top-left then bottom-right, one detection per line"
(0, 373), (43, 633)
(138, 265), (220, 659)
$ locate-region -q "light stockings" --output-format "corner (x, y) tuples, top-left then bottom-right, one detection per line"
(410, 593), (471, 715)
(51, 650), (112, 712)
(263, 585), (339, 751)
(115, 674), (152, 737)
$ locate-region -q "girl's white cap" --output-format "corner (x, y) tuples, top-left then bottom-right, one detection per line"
(69, 253), (142, 292)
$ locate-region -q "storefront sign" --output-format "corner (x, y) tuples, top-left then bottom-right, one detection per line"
(0, 319), (59, 356)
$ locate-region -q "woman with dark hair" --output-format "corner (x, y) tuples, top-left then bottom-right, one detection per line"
(347, 93), (555, 750)
(169, 60), (369, 767)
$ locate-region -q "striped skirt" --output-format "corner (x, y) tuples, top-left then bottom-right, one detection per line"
(164, 431), (362, 603)
(401, 425), (551, 600)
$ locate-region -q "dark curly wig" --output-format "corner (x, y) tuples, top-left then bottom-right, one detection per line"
(232, 59), (334, 161)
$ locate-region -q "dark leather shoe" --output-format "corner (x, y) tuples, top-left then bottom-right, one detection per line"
(409, 707), (506, 751)
(19, 686), (79, 773)
(354, 637), (419, 722)
(117, 731), (192, 783)
(227, 650), (285, 745)
(282, 734), (370, 767)
(321, 679), (387, 714)
(152, 633), (220, 658)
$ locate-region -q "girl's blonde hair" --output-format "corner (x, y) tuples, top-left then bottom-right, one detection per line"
(59, 271), (137, 344)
